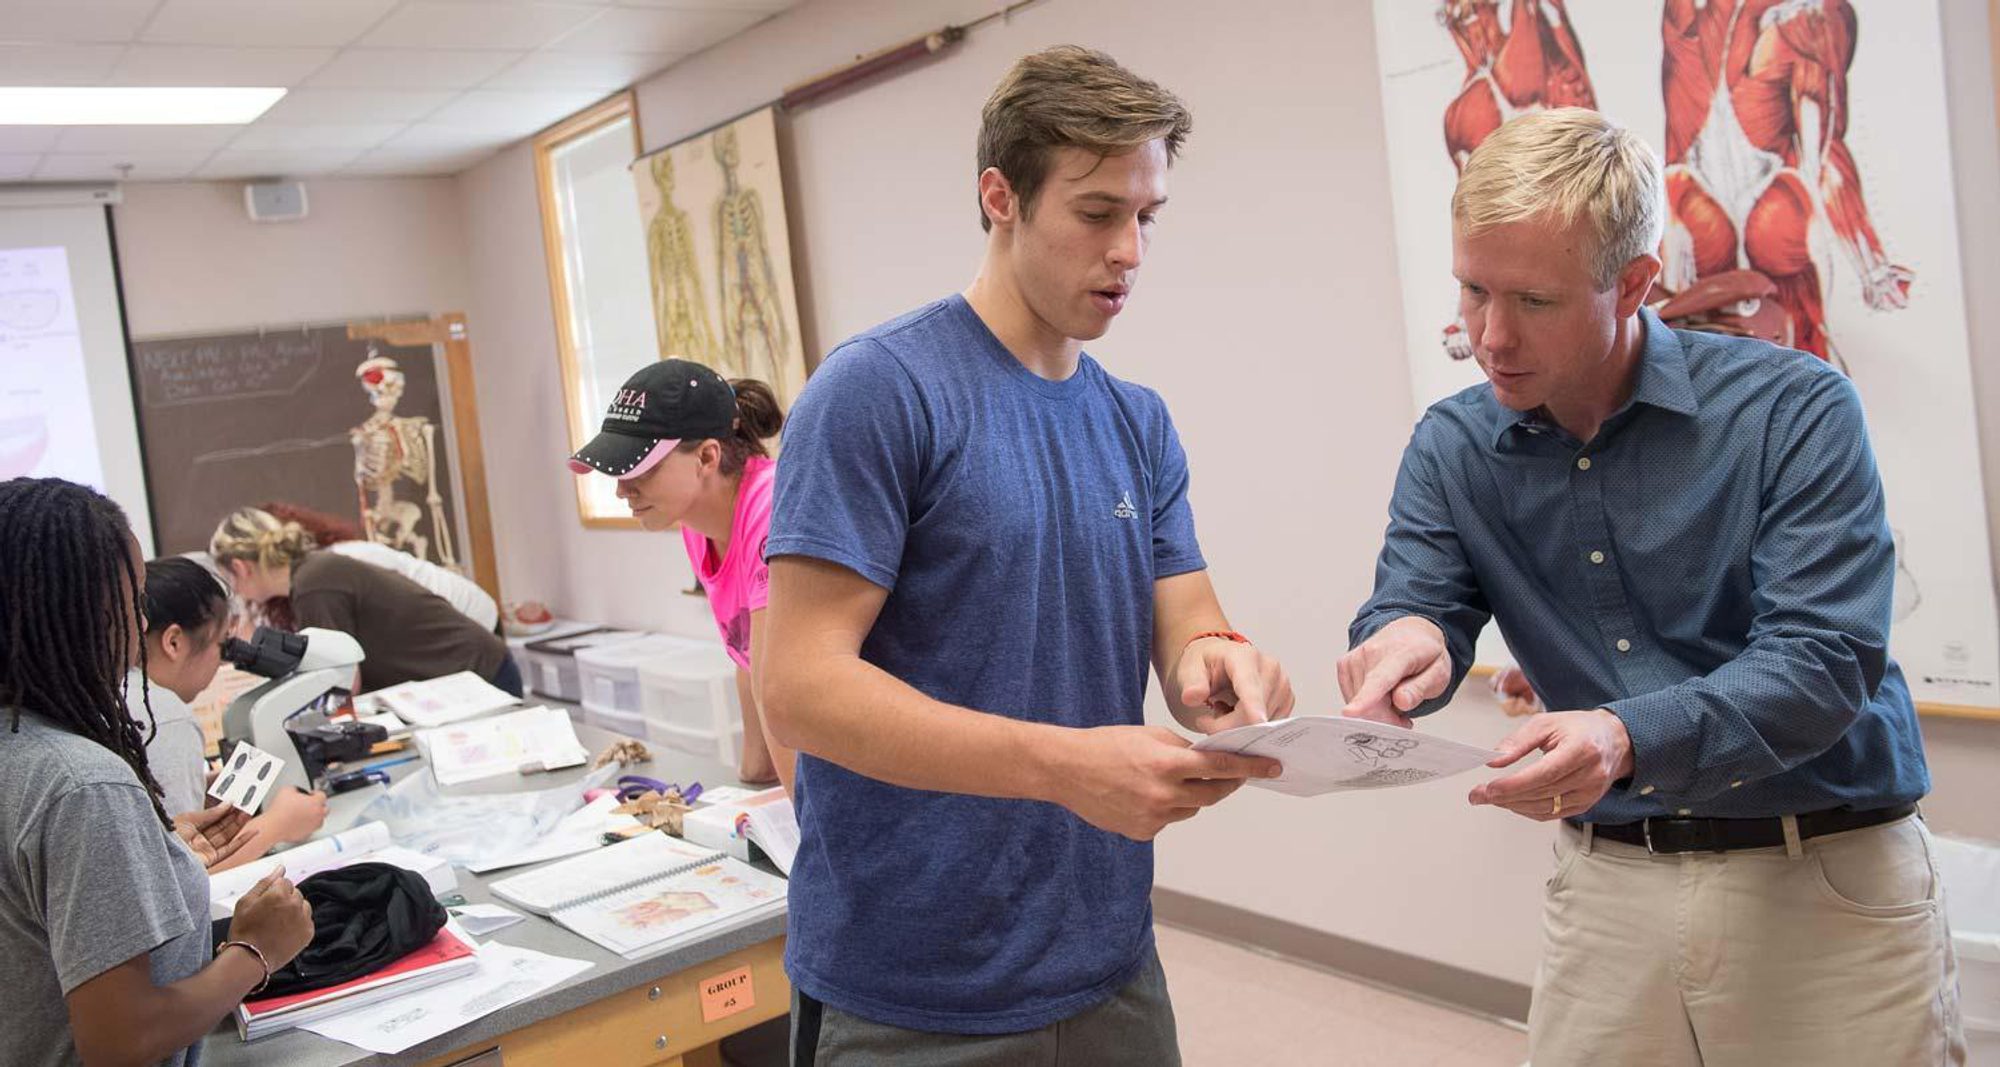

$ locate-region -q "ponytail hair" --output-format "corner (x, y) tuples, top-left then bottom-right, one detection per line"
(680, 377), (784, 477)
(208, 506), (315, 570)
(142, 556), (230, 644)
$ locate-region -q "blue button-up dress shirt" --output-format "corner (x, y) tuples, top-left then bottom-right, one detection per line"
(1351, 309), (1929, 822)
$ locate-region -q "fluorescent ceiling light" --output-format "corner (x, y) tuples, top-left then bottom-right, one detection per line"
(0, 87), (286, 125)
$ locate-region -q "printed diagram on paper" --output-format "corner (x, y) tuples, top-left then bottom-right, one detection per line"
(1194, 717), (1497, 797)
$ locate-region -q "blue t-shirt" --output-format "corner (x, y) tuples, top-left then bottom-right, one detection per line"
(767, 294), (1206, 1034)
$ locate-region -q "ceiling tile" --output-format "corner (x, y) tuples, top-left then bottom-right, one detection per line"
(612, 0), (791, 10)
(421, 88), (602, 137)
(546, 7), (761, 54)
(306, 47), (521, 89)
(0, 128), (64, 153)
(226, 121), (405, 150)
(105, 45), (338, 87)
(359, 2), (602, 51)
(0, 2), (162, 44)
(340, 144), (496, 176)
(197, 146), (366, 178)
(0, 44), (127, 85)
(141, 0), (400, 49)
(33, 151), (213, 181)
(376, 122), (501, 153)
(481, 49), (683, 90)
(0, 154), (42, 181)
(256, 88), (456, 124)
(53, 124), (242, 153)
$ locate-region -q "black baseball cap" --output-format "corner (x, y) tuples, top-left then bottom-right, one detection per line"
(567, 359), (736, 480)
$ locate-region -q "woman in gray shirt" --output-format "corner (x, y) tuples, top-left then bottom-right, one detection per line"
(0, 478), (313, 1067)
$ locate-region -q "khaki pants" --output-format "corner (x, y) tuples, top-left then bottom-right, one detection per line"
(1529, 814), (1965, 1066)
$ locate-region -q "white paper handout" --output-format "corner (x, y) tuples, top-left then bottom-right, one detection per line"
(416, 706), (589, 786)
(208, 821), (457, 921)
(372, 671), (517, 728)
(356, 763), (617, 868)
(300, 942), (592, 1055)
(1193, 716), (1498, 797)
(445, 903), (526, 937)
(463, 792), (644, 874)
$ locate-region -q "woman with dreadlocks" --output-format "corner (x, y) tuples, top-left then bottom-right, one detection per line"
(0, 478), (313, 1066)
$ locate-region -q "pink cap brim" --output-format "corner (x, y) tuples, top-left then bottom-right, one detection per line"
(567, 437), (680, 480)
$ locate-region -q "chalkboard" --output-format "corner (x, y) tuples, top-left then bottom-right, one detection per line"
(130, 321), (463, 565)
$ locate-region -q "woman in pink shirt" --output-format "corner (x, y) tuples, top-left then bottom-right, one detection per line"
(568, 359), (793, 794)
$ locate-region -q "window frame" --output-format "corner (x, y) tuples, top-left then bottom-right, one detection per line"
(533, 91), (646, 529)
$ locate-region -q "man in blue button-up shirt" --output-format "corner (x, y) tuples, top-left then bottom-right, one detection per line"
(1342, 109), (1961, 1065)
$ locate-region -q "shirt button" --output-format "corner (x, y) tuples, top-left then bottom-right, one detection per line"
(1576, 457), (1592, 471)
(1677, 808), (1692, 816)
(1615, 638), (1632, 653)
(1639, 785), (1656, 796)
(1589, 550), (1606, 565)
(1730, 780), (1744, 789)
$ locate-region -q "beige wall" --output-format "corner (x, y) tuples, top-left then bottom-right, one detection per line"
(113, 177), (470, 338)
(459, 0), (2000, 991)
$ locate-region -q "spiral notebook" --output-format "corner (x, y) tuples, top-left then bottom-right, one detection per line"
(487, 833), (787, 958)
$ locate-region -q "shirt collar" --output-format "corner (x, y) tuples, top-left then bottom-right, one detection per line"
(1488, 307), (1699, 448)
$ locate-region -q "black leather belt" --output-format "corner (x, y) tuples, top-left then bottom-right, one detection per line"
(1587, 803), (1917, 855)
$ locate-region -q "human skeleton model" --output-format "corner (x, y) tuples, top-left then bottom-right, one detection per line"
(1438, 0), (1598, 360)
(351, 354), (456, 568)
(646, 153), (718, 364)
(1658, 0), (1911, 363)
(712, 125), (795, 401)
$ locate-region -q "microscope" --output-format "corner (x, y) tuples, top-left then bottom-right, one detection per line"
(218, 626), (384, 793)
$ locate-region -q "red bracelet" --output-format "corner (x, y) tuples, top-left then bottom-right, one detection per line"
(1185, 630), (1251, 650)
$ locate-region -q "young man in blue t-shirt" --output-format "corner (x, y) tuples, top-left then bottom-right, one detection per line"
(763, 45), (1295, 1065)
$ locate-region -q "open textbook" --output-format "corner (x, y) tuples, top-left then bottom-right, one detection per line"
(416, 706), (588, 786)
(488, 833), (787, 958)
(1193, 716), (1498, 797)
(371, 670), (517, 728)
(683, 786), (799, 875)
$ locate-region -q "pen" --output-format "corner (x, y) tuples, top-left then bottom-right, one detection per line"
(353, 753), (422, 774)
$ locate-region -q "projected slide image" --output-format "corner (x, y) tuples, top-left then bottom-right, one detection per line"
(0, 246), (105, 485)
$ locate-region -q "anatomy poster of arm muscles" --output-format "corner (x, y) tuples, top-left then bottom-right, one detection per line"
(1371, 0), (1998, 709)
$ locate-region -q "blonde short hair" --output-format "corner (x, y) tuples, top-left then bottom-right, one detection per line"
(1452, 108), (1664, 289)
(208, 507), (314, 570)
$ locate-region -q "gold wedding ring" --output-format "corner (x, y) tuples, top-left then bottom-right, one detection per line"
(1551, 793), (1564, 816)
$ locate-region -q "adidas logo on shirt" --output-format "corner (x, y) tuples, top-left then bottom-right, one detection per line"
(1113, 492), (1138, 520)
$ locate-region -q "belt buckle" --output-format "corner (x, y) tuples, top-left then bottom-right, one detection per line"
(1642, 818), (1658, 855)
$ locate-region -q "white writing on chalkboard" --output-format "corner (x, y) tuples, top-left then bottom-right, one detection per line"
(137, 333), (323, 407)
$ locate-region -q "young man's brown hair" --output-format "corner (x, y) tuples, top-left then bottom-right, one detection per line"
(975, 44), (1192, 231)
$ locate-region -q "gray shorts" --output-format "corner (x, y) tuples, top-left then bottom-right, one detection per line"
(789, 944), (1181, 1067)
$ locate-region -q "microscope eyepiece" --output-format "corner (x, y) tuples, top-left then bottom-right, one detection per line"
(218, 626), (310, 679)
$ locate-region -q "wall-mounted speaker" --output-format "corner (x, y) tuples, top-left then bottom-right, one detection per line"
(243, 180), (308, 223)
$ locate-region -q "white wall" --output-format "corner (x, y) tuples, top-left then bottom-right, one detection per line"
(455, 0), (2000, 991)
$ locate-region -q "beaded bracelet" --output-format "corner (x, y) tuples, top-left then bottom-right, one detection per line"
(218, 939), (272, 995)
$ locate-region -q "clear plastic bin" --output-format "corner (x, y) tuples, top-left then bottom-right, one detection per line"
(639, 642), (739, 735)
(574, 634), (712, 717)
(648, 717), (745, 766)
(582, 698), (646, 740)
(1935, 833), (2000, 1037)
(522, 627), (645, 703)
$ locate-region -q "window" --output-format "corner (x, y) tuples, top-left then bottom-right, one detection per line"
(534, 92), (656, 527)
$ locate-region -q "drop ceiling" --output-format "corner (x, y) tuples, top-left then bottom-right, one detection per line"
(0, 0), (796, 182)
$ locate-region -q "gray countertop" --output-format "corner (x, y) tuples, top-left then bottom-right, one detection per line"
(201, 715), (786, 1067)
